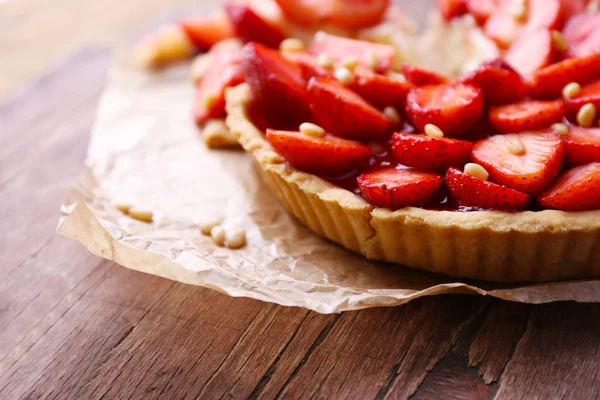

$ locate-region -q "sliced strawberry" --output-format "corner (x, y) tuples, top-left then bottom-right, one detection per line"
(445, 167), (531, 210)
(484, 9), (523, 48)
(467, 0), (498, 24)
(559, 0), (588, 21)
(460, 59), (526, 105)
(193, 46), (244, 125)
(357, 167), (444, 209)
(391, 132), (473, 170)
(563, 12), (600, 57)
(273, 0), (327, 25)
(311, 32), (395, 72)
(537, 162), (600, 211)
(242, 43), (312, 128)
(266, 129), (371, 175)
(179, 15), (234, 51)
(327, 0), (390, 29)
(282, 51), (331, 80)
(350, 68), (415, 110)
(504, 29), (554, 77)
(528, 53), (600, 98)
(564, 79), (600, 121)
(564, 126), (600, 165)
(308, 77), (393, 140)
(526, 0), (564, 32)
(399, 65), (449, 86)
(488, 100), (564, 133)
(225, 3), (287, 48)
(405, 83), (484, 137)
(471, 132), (564, 193)
(438, 0), (468, 20)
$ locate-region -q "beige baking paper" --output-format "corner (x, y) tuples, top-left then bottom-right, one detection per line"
(57, 53), (600, 313)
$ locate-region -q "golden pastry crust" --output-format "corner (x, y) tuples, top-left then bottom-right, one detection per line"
(226, 84), (600, 282)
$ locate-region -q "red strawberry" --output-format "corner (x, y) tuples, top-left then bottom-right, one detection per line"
(282, 51), (331, 80)
(488, 100), (564, 133)
(391, 132), (473, 170)
(526, 0), (564, 31)
(559, 0), (588, 21)
(350, 68), (415, 110)
(528, 54), (600, 98)
(564, 126), (600, 165)
(273, 0), (327, 25)
(563, 12), (600, 57)
(180, 15), (234, 51)
(311, 32), (395, 72)
(193, 46), (244, 125)
(537, 162), (600, 211)
(467, 0), (498, 24)
(308, 77), (393, 140)
(460, 59), (526, 105)
(242, 43), (312, 128)
(405, 83), (484, 137)
(471, 132), (564, 193)
(484, 9), (523, 48)
(438, 0), (468, 20)
(445, 167), (531, 210)
(266, 129), (371, 175)
(357, 167), (444, 209)
(225, 3), (287, 48)
(399, 65), (449, 86)
(327, 0), (390, 29)
(564, 79), (600, 121)
(504, 29), (554, 77)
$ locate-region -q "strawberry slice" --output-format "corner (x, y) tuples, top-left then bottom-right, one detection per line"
(282, 51), (331, 80)
(445, 167), (531, 210)
(559, 0), (588, 21)
(225, 3), (287, 48)
(308, 77), (393, 140)
(193, 46), (244, 125)
(328, 0), (390, 28)
(504, 29), (554, 77)
(564, 126), (600, 165)
(438, 0), (468, 20)
(242, 43), (312, 128)
(273, 0), (327, 25)
(528, 53), (600, 98)
(311, 32), (395, 72)
(357, 167), (444, 209)
(460, 59), (526, 105)
(391, 132), (473, 170)
(537, 162), (600, 211)
(180, 15), (234, 51)
(563, 12), (600, 57)
(399, 65), (449, 86)
(488, 100), (564, 133)
(471, 132), (565, 193)
(484, 9), (523, 48)
(405, 83), (484, 137)
(266, 129), (371, 175)
(466, 0), (498, 24)
(350, 68), (415, 110)
(564, 79), (600, 121)
(526, 0), (563, 32)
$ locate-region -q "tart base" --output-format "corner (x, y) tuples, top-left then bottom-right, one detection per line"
(226, 84), (600, 282)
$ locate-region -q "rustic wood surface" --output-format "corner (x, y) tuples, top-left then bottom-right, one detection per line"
(1, 1), (600, 399)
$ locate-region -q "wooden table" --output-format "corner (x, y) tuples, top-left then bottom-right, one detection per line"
(1, 2), (600, 400)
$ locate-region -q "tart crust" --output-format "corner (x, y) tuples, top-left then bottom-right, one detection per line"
(226, 84), (600, 282)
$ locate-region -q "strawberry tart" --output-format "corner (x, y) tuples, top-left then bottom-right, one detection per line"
(140, 0), (600, 282)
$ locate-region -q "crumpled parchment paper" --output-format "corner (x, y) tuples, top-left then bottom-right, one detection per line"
(57, 52), (600, 314)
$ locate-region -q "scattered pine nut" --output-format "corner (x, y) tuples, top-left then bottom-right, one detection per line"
(334, 67), (355, 85)
(464, 163), (489, 181)
(129, 207), (154, 223)
(300, 122), (326, 137)
(211, 226), (226, 246)
(226, 228), (247, 249)
(200, 217), (223, 235)
(577, 103), (597, 127)
(425, 124), (444, 138)
(386, 71), (407, 82)
(551, 30), (569, 52)
(279, 38), (304, 52)
(363, 49), (379, 70)
(562, 82), (581, 99)
(340, 56), (360, 71)
(551, 123), (569, 136)
(506, 138), (526, 155)
(113, 201), (133, 215)
(317, 53), (334, 69)
(383, 106), (402, 124)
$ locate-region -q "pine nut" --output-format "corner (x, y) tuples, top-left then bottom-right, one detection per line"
(551, 30), (569, 52)
(386, 71), (407, 82)
(577, 103), (597, 127)
(464, 163), (489, 181)
(317, 53), (334, 69)
(363, 49), (379, 70)
(334, 67), (355, 85)
(551, 123), (569, 136)
(562, 82), (581, 99)
(340, 56), (360, 71)
(383, 107), (402, 124)
(300, 122), (326, 137)
(226, 228), (247, 249)
(113, 201), (133, 214)
(129, 207), (154, 223)
(506, 138), (526, 155)
(200, 217), (223, 235)
(279, 38), (304, 52)
(211, 226), (226, 246)
(425, 124), (444, 138)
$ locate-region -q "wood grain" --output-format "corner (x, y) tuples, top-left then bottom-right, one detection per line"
(1, 29), (600, 400)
